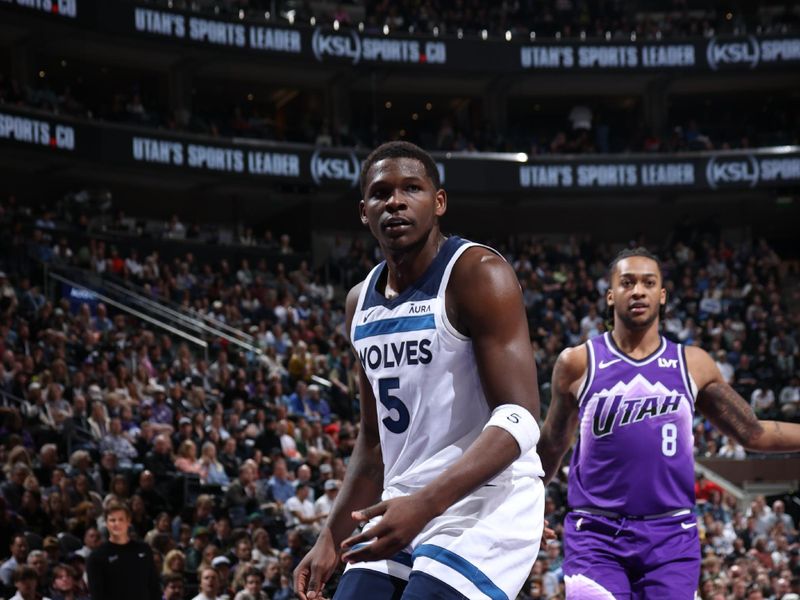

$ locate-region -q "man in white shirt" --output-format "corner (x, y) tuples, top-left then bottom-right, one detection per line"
(284, 483), (322, 532)
(314, 479), (340, 522)
(9, 565), (51, 600)
(192, 566), (219, 600)
(0, 535), (29, 587)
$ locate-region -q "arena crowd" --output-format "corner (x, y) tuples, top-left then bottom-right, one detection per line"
(0, 199), (798, 599)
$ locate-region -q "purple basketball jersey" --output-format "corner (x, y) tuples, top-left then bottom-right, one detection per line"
(568, 332), (696, 516)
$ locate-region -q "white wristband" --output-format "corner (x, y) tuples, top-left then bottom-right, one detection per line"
(482, 404), (540, 457)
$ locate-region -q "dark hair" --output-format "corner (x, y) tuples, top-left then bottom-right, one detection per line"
(606, 247), (666, 326)
(607, 247), (663, 282)
(51, 563), (77, 580)
(359, 141), (440, 194)
(13, 565), (37, 583)
(244, 567), (264, 582)
(162, 573), (185, 587)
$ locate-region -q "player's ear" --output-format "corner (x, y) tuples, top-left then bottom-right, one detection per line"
(359, 199), (368, 226)
(660, 287), (667, 306)
(435, 189), (447, 217)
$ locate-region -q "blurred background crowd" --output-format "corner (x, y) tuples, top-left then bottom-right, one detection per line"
(0, 197), (797, 599)
(1, 0), (799, 598)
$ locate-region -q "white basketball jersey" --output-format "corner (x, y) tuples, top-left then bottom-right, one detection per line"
(350, 236), (543, 492)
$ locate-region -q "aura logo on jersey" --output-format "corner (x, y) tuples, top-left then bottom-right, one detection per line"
(310, 149), (360, 187)
(705, 154), (759, 189)
(706, 36), (760, 70)
(312, 27), (361, 64)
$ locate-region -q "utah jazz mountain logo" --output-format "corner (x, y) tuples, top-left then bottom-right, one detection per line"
(585, 375), (687, 438)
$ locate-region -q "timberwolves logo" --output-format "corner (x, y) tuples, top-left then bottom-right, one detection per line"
(312, 27), (362, 65)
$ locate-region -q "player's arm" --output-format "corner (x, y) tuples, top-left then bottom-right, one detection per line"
(294, 282), (384, 600)
(539, 346), (585, 484)
(340, 248), (542, 563)
(690, 346), (800, 452)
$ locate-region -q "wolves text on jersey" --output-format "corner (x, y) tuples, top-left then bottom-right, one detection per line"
(358, 338), (434, 371)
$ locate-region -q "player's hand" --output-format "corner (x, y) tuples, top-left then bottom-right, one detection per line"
(340, 494), (437, 563)
(293, 529), (338, 600)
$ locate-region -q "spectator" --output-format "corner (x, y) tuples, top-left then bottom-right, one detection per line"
(283, 483), (320, 532)
(174, 440), (203, 476)
(192, 566), (219, 600)
(49, 563), (88, 600)
(314, 479), (340, 522)
(264, 459), (294, 506)
(0, 535), (29, 588)
(199, 442), (230, 487)
(10, 564), (49, 600)
(86, 502), (160, 600)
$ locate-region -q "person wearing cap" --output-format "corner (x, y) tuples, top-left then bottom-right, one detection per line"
(305, 385), (331, 425)
(150, 385), (173, 426)
(86, 501), (160, 600)
(314, 480), (340, 522)
(171, 416), (194, 449)
(209, 557), (232, 598)
(185, 527), (211, 574)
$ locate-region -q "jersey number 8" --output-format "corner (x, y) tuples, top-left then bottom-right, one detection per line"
(661, 423), (678, 457)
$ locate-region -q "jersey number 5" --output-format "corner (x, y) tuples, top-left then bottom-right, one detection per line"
(378, 377), (410, 433)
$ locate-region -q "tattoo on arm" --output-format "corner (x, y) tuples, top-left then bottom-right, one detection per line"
(698, 382), (764, 446)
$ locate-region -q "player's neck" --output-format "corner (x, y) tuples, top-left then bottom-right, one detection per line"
(610, 322), (661, 359)
(383, 230), (445, 296)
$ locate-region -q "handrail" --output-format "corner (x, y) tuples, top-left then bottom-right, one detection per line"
(100, 276), (254, 343)
(47, 271), (209, 353)
(47, 265), (263, 356)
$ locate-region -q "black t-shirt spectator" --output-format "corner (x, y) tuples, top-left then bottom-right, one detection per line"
(86, 539), (160, 600)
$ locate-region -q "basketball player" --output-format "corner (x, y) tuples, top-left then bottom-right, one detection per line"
(294, 141), (545, 600)
(538, 248), (800, 599)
